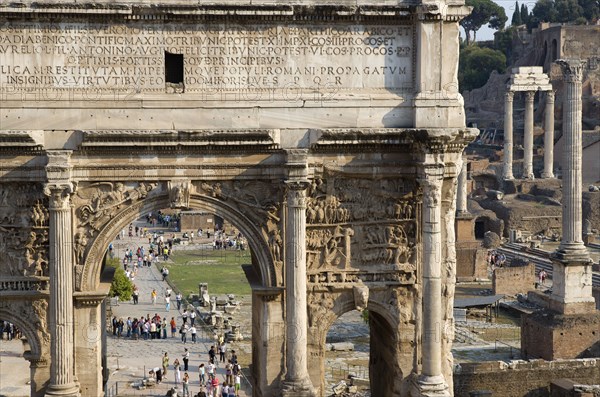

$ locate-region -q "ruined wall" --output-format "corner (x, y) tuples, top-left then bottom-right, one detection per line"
(454, 359), (600, 397)
(492, 263), (535, 296)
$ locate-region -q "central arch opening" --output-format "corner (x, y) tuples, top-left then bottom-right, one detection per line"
(81, 195), (284, 397)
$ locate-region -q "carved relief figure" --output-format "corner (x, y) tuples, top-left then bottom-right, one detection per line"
(168, 181), (191, 208)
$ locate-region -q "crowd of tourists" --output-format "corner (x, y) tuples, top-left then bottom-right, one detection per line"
(147, 345), (243, 397)
(0, 321), (20, 340)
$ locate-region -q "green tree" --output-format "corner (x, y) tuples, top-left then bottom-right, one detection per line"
(461, 0), (508, 44)
(494, 26), (516, 62)
(459, 45), (507, 92)
(520, 3), (530, 24)
(511, 1), (523, 25)
(107, 257), (133, 301)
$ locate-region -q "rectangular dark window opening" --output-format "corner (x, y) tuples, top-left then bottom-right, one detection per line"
(165, 52), (184, 89)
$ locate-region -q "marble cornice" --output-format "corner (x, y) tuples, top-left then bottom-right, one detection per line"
(0, 3), (423, 20)
(79, 129), (281, 152)
(311, 127), (478, 152)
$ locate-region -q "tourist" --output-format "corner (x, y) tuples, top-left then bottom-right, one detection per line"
(182, 372), (190, 397)
(170, 317), (177, 337)
(208, 345), (216, 365)
(182, 309), (189, 324)
(183, 348), (190, 371)
(162, 318), (168, 339)
(211, 377), (219, 397)
(190, 309), (196, 326)
(173, 358), (181, 385)
(219, 343), (226, 363)
(151, 289), (157, 305)
(234, 374), (241, 397)
(221, 383), (229, 397)
(539, 269), (547, 287)
(199, 363), (206, 384)
(149, 367), (162, 384)
(180, 324), (189, 344)
(165, 294), (171, 312)
(225, 361), (233, 385)
(207, 361), (215, 380)
(190, 325), (197, 343)
(162, 352), (169, 377)
(227, 382), (236, 397)
(176, 292), (183, 311)
(132, 286), (139, 304)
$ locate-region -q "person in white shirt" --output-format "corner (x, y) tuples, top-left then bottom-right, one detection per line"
(190, 326), (197, 343)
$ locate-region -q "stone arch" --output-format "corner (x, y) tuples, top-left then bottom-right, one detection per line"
(308, 289), (403, 396)
(0, 304), (45, 360)
(81, 192), (277, 292)
(0, 299), (50, 397)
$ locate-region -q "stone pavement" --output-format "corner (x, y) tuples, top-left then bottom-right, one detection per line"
(106, 228), (251, 397)
(0, 338), (30, 397)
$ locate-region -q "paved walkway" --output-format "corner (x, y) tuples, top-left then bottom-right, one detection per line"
(106, 226), (250, 396)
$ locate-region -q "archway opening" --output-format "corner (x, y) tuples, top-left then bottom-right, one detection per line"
(324, 310), (370, 394)
(102, 209), (265, 397)
(474, 218), (487, 239)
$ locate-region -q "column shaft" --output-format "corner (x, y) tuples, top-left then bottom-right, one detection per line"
(419, 175), (446, 386)
(503, 92), (515, 180)
(558, 63), (586, 253)
(456, 159), (468, 214)
(523, 91), (535, 179)
(45, 185), (79, 397)
(282, 180), (314, 397)
(542, 91), (555, 178)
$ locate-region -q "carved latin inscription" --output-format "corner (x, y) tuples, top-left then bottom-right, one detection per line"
(0, 22), (413, 96)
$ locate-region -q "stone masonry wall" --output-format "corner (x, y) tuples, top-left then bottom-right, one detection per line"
(492, 263), (536, 296)
(454, 359), (600, 397)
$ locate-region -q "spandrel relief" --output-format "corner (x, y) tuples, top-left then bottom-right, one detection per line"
(196, 179), (284, 251)
(0, 184), (49, 277)
(74, 181), (157, 235)
(306, 175), (419, 282)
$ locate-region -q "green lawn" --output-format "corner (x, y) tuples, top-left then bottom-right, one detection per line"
(160, 249), (252, 297)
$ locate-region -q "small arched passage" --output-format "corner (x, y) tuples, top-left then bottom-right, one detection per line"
(0, 300), (50, 397)
(308, 292), (403, 396)
(77, 192), (284, 396)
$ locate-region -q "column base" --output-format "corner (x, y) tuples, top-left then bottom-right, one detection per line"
(541, 172), (555, 179)
(44, 383), (80, 397)
(411, 375), (451, 397)
(551, 245), (591, 263)
(281, 377), (316, 397)
(522, 173), (535, 180)
(502, 173), (514, 181)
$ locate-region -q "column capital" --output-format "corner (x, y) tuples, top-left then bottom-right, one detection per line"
(44, 183), (73, 210)
(546, 90), (555, 102)
(285, 181), (310, 208)
(505, 90), (514, 101)
(556, 59), (586, 82)
(525, 91), (535, 102)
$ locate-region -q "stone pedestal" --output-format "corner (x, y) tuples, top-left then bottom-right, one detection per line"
(542, 91), (555, 178)
(523, 91), (535, 179)
(521, 310), (600, 360)
(503, 91), (515, 180)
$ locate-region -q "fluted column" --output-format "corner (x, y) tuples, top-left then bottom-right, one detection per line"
(44, 152), (79, 397)
(542, 91), (555, 178)
(281, 150), (315, 397)
(415, 171), (449, 397)
(503, 91), (515, 180)
(456, 158), (468, 215)
(523, 91), (535, 179)
(551, 59), (594, 314)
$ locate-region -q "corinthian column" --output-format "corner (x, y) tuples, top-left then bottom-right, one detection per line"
(542, 91), (555, 178)
(551, 59), (594, 314)
(281, 150), (315, 397)
(44, 151), (79, 397)
(503, 91), (515, 180)
(415, 171), (449, 397)
(523, 91), (535, 179)
(456, 159), (468, 215)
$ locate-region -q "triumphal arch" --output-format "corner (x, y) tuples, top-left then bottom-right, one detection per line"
(0, 0), (475, 395)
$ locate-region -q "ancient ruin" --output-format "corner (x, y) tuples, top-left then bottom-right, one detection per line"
(0, 0), (476, 396)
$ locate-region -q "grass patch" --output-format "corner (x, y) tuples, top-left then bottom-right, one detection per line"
(161, 249), (252, 297)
